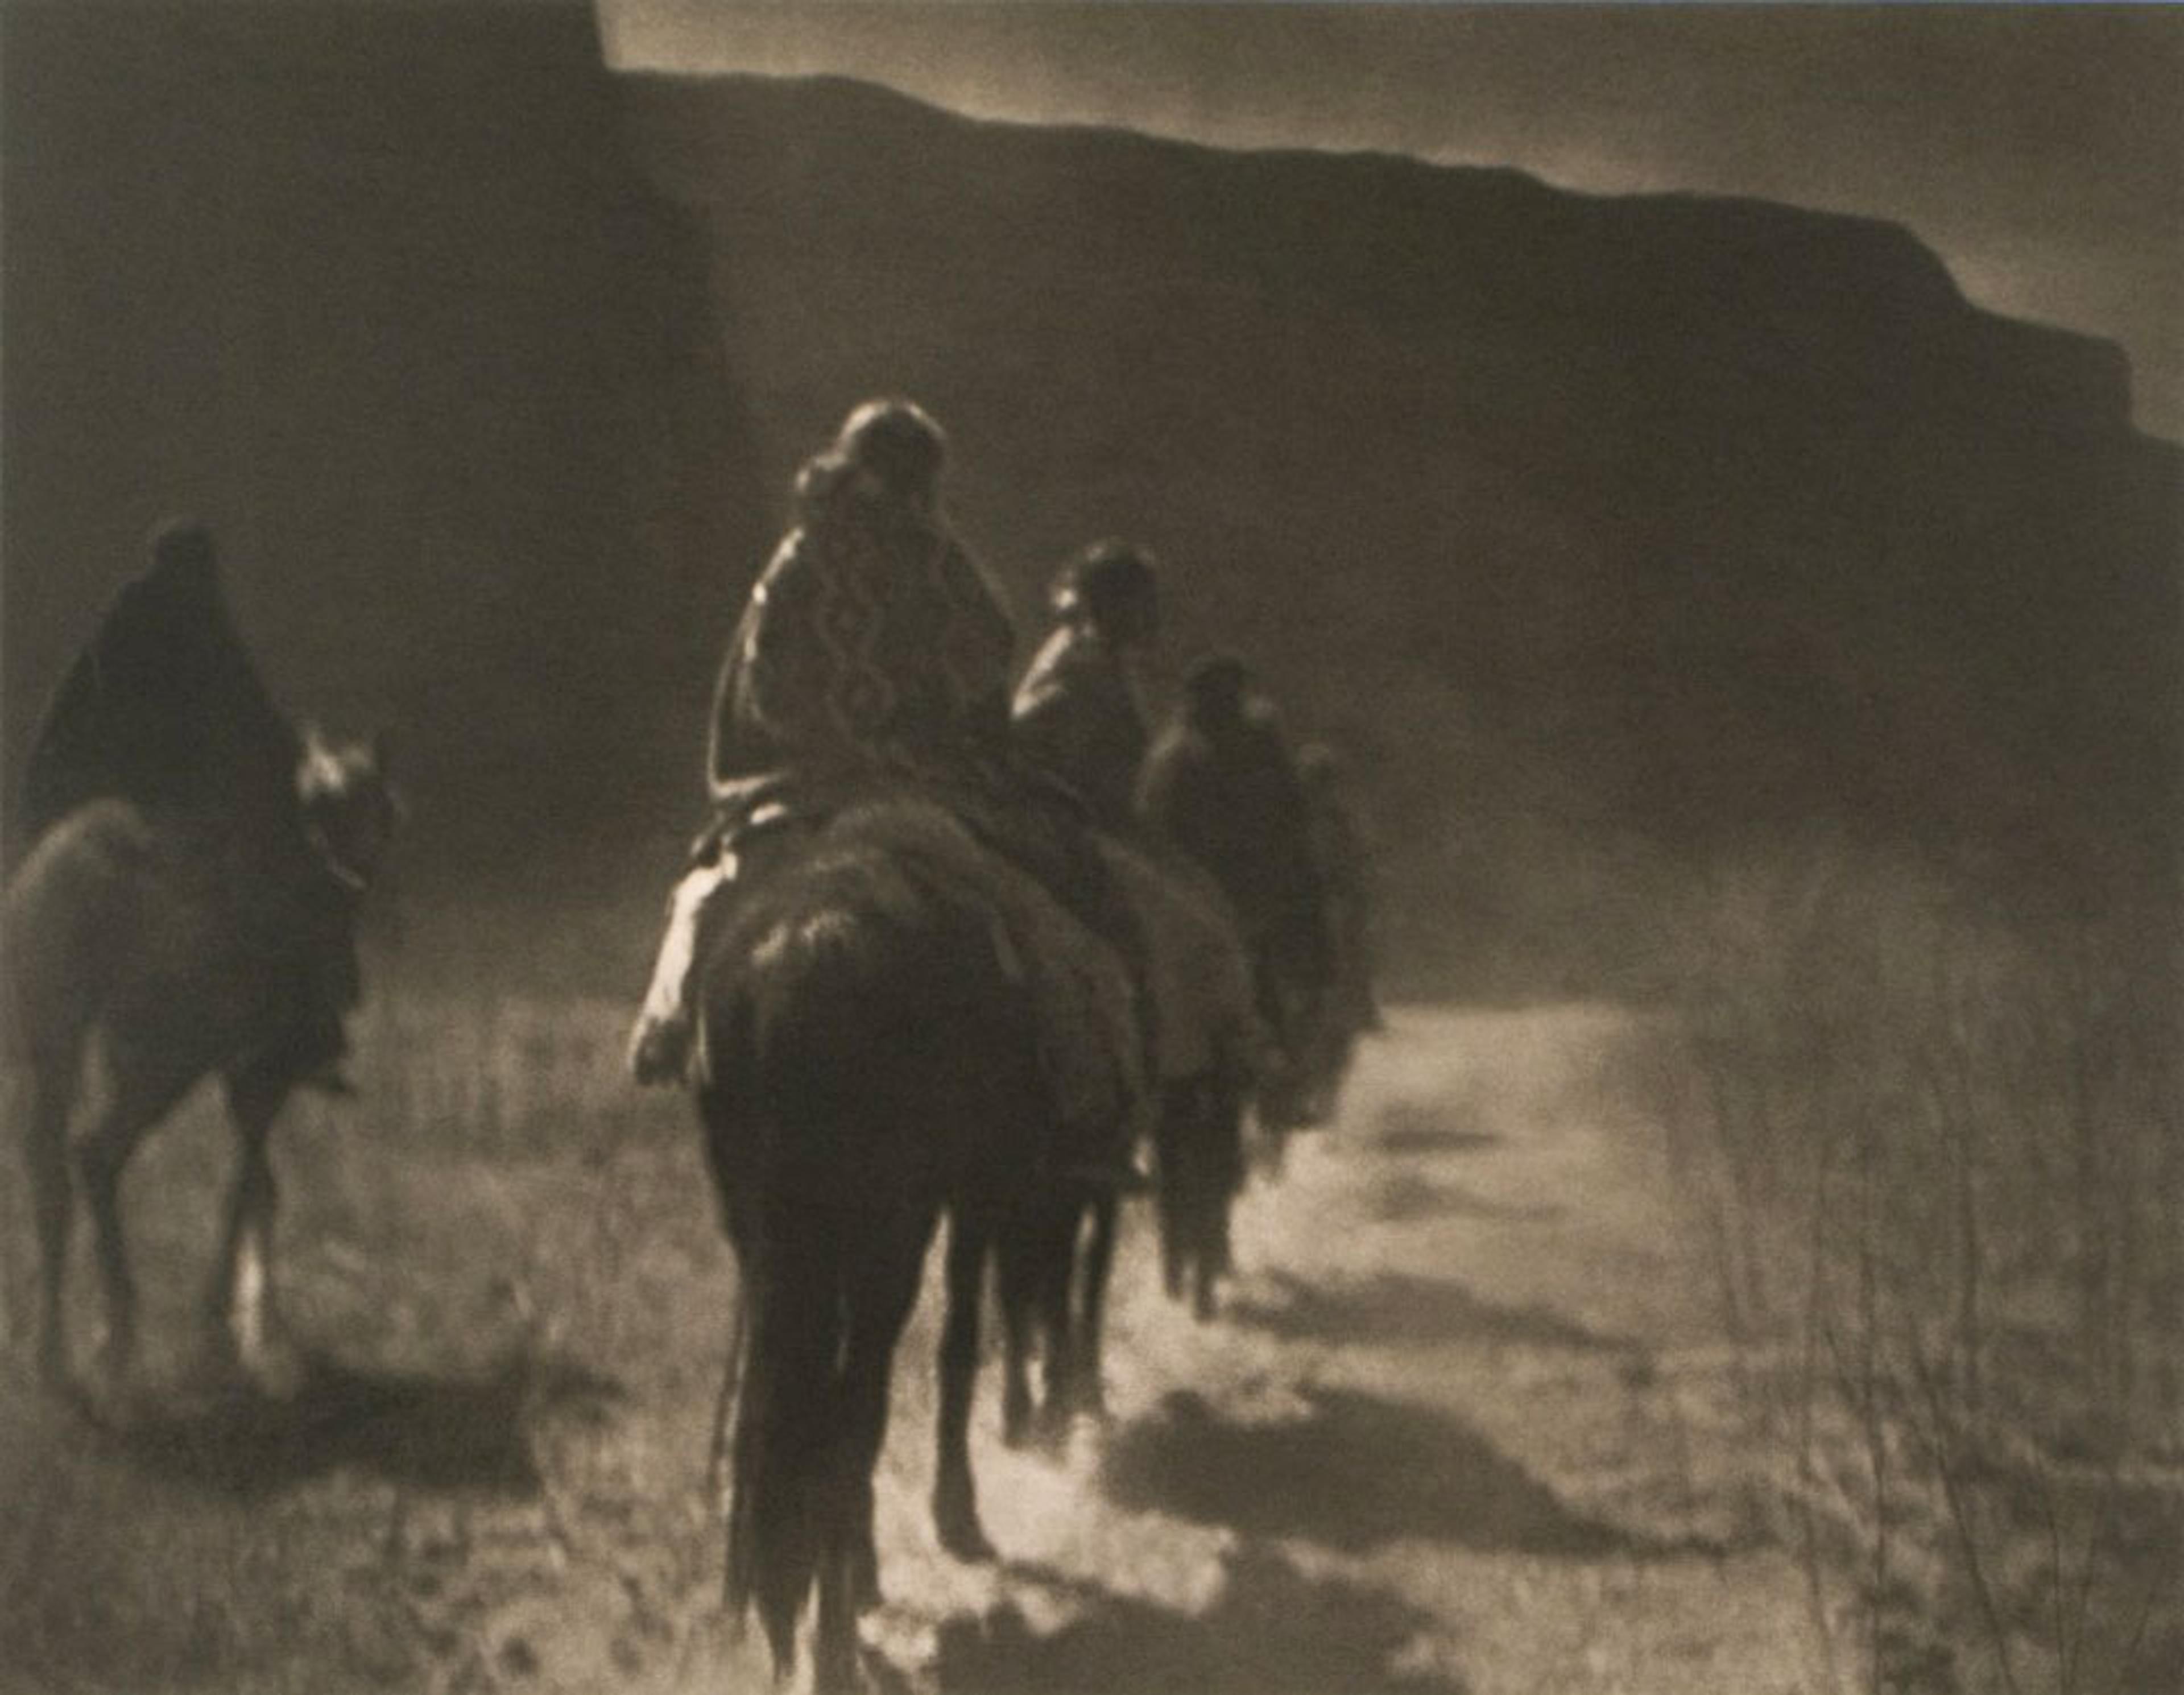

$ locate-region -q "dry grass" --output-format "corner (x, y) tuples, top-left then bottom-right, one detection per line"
(9, 879), (2137, 1694)
(0, 968), (750, 1695)
(1660, 841), (2184, 1695)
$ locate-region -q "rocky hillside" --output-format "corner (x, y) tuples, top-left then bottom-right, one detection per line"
(1, 2), (749, 875)
(621, 73), (2179, 981)
(6, 8), (2174, 988)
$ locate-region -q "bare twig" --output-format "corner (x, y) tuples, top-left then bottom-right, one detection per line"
(2064, 1437), (2132, 1695)
(2105, 1506), (2172, 1695)
(2028, 1443), (2073, 1693)
(1906, 1328), (2023, 1695)
(1796, 1126), (1849, 1695)
(1857, 1099), (1890, 1695)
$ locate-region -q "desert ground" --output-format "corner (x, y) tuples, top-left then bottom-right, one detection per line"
(3, 975), (1875, 1695)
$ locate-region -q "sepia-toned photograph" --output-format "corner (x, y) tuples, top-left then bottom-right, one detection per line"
(1, 3), (2177, 1691)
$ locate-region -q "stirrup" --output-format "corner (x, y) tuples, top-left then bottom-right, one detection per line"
(628, 1011), (695, 1088)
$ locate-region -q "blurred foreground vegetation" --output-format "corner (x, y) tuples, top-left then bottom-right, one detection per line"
(1657, 838), (2182, 1694)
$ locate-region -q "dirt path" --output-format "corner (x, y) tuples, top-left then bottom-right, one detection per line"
(1, 1002), (1825, 1694)
(839, 1003), (1820, 1695)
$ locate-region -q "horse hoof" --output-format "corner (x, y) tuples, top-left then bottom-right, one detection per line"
(933, 1498), (996, 1564)
(1031, 1403), (1074, 1459)
(852, 1543), (883, 1613)
(241, 1334), (308, 1400)
(81, 1345), (149, 1427)
(627, 1014), (693, 1088)
(179, 1336), (252, 1402)
(812, 1645), (872, 1695)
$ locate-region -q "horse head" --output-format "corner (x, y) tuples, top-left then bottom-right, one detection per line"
(296, 725), (400, 894)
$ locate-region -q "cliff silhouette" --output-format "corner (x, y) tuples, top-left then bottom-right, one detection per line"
(5, 7), (2174, 989)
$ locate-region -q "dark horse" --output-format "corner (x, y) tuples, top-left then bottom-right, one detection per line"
(692, 796), (1138, 1693)
(915, 830), (1272, 1564)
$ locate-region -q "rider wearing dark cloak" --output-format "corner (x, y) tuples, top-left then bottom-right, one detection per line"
(20, 522), (298, 847)
(18, 520), (358, 1089)
(1297, 742), (1381, 1040)
(1138, 655), (1333, 1056)
(1010, 540), (1159, 835)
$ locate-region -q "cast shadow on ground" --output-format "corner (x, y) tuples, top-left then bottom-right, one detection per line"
(1368, 1098), (1502, 1157)
(1227, 1268), (1634, 1354)
(1101, 1385), (1704, 1559)
(920, 1543), (1469, 1695)
(1370, 1172), (1565, 1226)
(88, 1348), (622, 1498)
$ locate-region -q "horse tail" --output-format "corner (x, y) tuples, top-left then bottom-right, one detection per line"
(725, 1200), (842, 1675)
(702, 890), (878, 1675)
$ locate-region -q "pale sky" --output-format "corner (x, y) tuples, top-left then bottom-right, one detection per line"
(598, 2), (2184, 441)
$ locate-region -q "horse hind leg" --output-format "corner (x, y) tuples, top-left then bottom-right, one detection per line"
(811, 1528), (865, 1695)
(1006, 1194), (1078, 1453)
(1071, 1189), (1118, 1418)
(1192, 1218), (1225, 1322)
(75, 1044), (202, 1399)
(20, 1053), (79, 1389)
(73, 1134), (143, 1394)
(205, 1062), (303, 1394)
(851, 1210), (934, 1576)
(1036, 1203), (1082, 1446)
(1153, 1082), (1194, 1303)
(932, 1209), (996, 1561)
(994, 1211), (1043, 1450)
(820, 1205), (932, 1685)
(1189, 1084), (1246, 1322)
(5, 941), (90, 1388)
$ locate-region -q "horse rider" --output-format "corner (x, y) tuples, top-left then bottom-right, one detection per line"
(1010, 539), (1160, 836)
(16, 519), (362, 1094)
(1138, 654), (1334, 1073)
(628, 400), (1148, 1184)
(1297, 740), (1383, 1043)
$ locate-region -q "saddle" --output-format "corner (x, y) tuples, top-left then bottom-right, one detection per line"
(700, 776), (1151, 1169)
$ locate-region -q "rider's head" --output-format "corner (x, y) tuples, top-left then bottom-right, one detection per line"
(836, 398), (947, 512)
(1183, 653), (1252, 726)
(1050, 540), (1159, 647)
(147, 516), (217, 584)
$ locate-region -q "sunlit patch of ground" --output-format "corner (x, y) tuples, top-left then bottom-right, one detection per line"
(2, 997), (1826, 1693)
